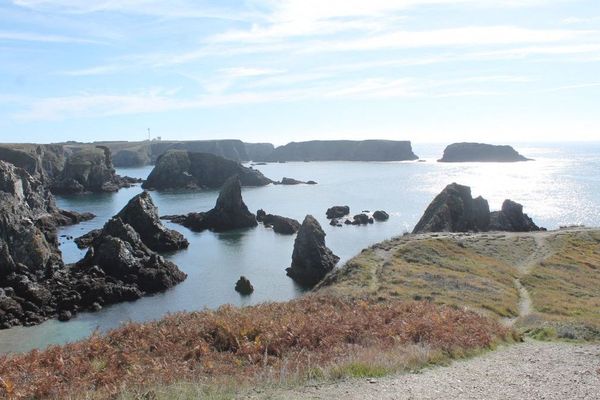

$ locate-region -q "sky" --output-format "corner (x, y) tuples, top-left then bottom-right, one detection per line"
(0, 0), (599, 145)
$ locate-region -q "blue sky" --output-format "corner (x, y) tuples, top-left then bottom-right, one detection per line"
(0, 0), (599, 145)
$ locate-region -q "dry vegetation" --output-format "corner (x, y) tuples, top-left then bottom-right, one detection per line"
(0, 296), (512, 399)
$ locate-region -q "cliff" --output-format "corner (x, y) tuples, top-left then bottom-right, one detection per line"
(258, 140), (419, 162)
(438, 143), (530, 162)
(142, 150), (272, 190)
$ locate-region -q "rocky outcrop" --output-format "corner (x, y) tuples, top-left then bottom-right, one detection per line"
(413, 184), (490, 234)
(0, 143), (138, 194)
(490, 200), (540, 232)
(274, 177), (318, 185)
(261, 213), (301, 234)
(326, 206), (350, 219)
(0, 160), (63, 277)
(116, 191), (188, 252)
(373, 210), (389, 221)
(77, 217), (186, 294)
(286, 215), (339, 287)
(74, 229), (101, 249)
(163, 176), (258, 232)
(413, 183), (540, 234)
(438, 143), (530, 163)
(259, 140), (419, 162)
(52, 146), (137, 194)
(0, 172), (186, 328)
(235, 276), (254, 295)
(142, 150), (272, 190)
(352, 214), (373, 225)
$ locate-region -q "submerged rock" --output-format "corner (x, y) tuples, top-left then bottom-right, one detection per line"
(163, 176), (258, 232)
(373, 210), (389, 221)
(142, 150), (272, 190)
(438, 142), (530, 163)
(286, 215), (339, 287)
(490, 200), (540, 232)
(261, 213), (301, 234)
(235, 276), (254, 295)
(326, 206), (350, 219)
(413, 183), (540, 234)
(274, 177), (318, 185)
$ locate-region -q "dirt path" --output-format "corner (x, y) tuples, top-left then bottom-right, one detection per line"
(255, 341), (600, 400)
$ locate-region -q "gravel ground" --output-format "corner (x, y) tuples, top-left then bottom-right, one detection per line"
(253, 341), (600, 400)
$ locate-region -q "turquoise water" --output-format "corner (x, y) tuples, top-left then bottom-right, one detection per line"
(1, 142), (600, 354)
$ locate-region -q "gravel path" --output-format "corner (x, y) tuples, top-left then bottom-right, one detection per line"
(257, 341), (600, 400)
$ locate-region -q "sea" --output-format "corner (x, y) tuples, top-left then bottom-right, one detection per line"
(1, 142), (599, 354)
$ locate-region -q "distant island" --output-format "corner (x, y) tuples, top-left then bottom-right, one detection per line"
(438, 142), (531, 162)
(257, 140), (419, 162)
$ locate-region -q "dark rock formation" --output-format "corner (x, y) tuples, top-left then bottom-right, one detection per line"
(352, 214), (372, 225)
(256, 209), (267, 222)
(116, 191), (188, 252)
(261, 213), (301, 234)
(274, 177), (317, 185)
(52, 146), (134, 194)
(286, 215), (339, 287)
(413, 183), (540, 234)
(235, 276), (254, 295)
(373, 210), (390, 221)
(326, 206), (350, 219)
(489, 200), (540, 232)
(438, 143), (530, 163)
(259, 140), (418, 162)
(0, 169), (186, 328)
(77, 217), (186, 293)
(163, 176), (258, 232)
(74, 229), (101, 249)
(142, 150), (272, 190)
(0, 160), (63, 277)
(0, 143), (137, 194)
(413, 183), (490, 234)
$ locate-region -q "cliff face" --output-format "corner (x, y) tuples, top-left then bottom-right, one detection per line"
(258, 140), (419, 162)
(100, 140), (252, 167)
(244, 142), (275, 161)
(142, 150), (272, 190)
(0, 160), (63, 277)
(0, 144), (135, 194)
(438, 143), (530, 162)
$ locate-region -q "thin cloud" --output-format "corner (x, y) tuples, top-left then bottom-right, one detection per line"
(0, 30), (104, 44)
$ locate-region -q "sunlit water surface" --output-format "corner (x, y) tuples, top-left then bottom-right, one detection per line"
(2, 142), (599, 353)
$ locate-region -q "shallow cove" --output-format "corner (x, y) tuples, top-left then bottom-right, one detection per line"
(1, 142), (600, 354)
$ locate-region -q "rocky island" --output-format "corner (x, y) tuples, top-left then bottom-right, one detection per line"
(142, 150), (272, 190)
(257, 140), (419, 162)
(438, 142), (531, 162)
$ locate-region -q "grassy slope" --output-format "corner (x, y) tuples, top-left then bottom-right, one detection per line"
(520, 230), (600, 340)
(319, 235), (520, 318)
(320, 229), (600, 341)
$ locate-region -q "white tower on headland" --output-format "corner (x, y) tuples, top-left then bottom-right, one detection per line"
(147, 128), (151, 141)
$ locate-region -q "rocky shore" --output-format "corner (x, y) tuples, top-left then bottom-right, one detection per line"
(0, 159), (187, 328)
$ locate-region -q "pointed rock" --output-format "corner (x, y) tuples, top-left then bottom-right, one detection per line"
(490, 200), (540, 232)
(116, 191), (188, 252)
(286, 215), (339, 287)
(163, 176), (258, 232)
(413, 183), (490, 234)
